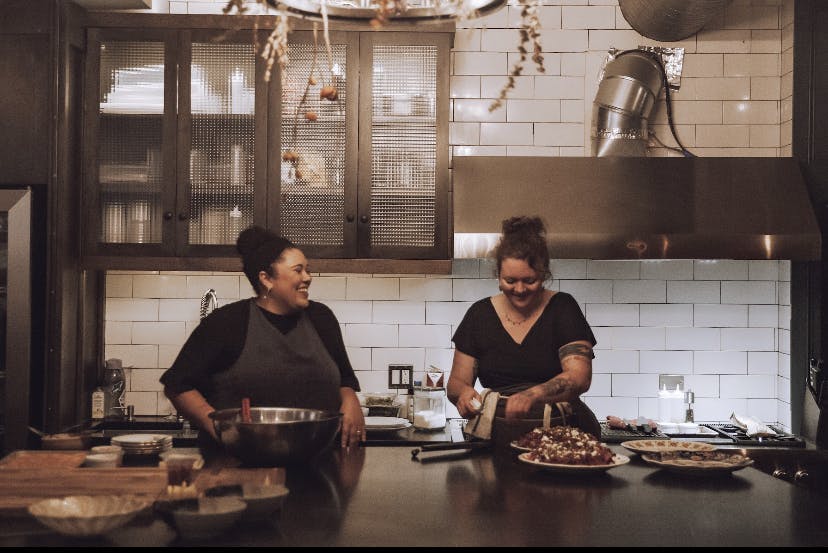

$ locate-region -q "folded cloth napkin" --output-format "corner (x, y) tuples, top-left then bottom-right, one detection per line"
(730, 413), (777, 437)
(464, 389), (500, 440)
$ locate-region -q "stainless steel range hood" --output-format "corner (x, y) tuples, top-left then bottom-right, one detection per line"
(453, 156), (821, 260)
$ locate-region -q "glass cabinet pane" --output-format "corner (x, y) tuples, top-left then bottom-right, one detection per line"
(189, 42), (256, 245)
(98, 41), (165, 244)
(279, 41), (348, 247)
(370, 44), (437, 248)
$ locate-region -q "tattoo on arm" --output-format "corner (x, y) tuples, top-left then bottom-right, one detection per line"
(558, 343), (595, 361)
(537, 377), (576, 400)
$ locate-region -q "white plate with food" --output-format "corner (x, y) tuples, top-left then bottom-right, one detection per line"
(621, 439), (718, 455)
(364, 417), (412, 431)
(510, 441), (532, 452)
(518, 453), (630, 473)
(641, 451), (754, 475)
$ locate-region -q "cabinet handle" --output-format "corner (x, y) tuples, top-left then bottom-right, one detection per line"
(346, 214), (355, 222)
(163, 211), (174, 221)
(360, 215), (369, 224)
(178, 212), (189, 221)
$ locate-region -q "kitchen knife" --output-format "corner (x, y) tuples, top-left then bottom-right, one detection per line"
(410, 441), (491, 459)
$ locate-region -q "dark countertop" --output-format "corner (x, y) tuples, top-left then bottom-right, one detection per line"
(4, 444), (828, 547)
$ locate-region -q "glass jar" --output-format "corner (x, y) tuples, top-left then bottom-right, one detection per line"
(413, 387), (446, 431)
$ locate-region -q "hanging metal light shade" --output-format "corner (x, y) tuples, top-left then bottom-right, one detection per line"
(264, 0), (508, 22)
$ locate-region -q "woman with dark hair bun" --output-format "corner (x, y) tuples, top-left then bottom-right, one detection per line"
(160, 226), (365, 449)
(447, 216), (600, 440)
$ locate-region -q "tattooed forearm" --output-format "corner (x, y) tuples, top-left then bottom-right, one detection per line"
(558, 343), (595, 361)
(536, 376), (576, 401)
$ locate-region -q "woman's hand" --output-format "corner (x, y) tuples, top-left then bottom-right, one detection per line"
(504, 388), (539, 419)
(339, 387), (365, 449)
(456, 387), (484, 419)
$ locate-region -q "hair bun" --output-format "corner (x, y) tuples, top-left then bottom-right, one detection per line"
(501, 216), (546, 238)
(236, 225), (273, 256)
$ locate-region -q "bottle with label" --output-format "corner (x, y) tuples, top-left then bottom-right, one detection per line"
(91, 386), (105, 419)
(102, 358), (126, 419)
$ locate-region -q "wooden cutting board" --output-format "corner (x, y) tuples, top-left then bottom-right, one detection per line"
(0, 451), (286, 512)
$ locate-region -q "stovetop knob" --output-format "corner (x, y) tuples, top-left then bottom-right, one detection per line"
(772, 468), (790, 480)
(794, 469), (810, 482)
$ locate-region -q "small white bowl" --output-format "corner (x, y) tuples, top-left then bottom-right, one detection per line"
(659, 422), (679, 434)
(241, 483), (290, 520)
(28, 495), (149, 537)
(91, 445), (124, 456)
(677, 422), (700, 434)
(84, 453), (122, 468)
(172, 497), (247, 539)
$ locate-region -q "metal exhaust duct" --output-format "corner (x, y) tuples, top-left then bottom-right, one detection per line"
(618, 0), (731, 42)
(591, 51), (664, 157)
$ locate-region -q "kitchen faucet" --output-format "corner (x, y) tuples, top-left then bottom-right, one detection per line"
(200, 288), (219, 320)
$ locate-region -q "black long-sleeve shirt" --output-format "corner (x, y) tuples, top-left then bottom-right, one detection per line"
(160, 299), (360, 395)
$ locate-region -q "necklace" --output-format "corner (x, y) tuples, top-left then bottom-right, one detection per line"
(504, 311), (528, 326)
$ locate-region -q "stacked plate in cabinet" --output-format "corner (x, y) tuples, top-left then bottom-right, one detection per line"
(111, 434), (173, 456)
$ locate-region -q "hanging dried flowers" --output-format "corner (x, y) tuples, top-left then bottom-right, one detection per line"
(488, 0), (544, 113)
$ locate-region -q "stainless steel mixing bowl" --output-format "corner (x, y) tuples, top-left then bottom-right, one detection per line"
(210, 407), (342, 466)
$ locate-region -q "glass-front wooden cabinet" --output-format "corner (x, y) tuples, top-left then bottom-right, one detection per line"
(82, 17), (451, 266)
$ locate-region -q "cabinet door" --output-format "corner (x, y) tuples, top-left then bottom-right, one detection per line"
(358, 32), (451, 259)
(84, 28), (177, 256)
(178, 29), (268, 256)
(271, 31), (359, 258)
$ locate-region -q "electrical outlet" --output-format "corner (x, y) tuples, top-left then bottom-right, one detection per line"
(388, 364), (413, 390)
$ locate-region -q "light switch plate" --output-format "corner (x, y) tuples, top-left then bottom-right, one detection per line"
(388, 365), (413, 389)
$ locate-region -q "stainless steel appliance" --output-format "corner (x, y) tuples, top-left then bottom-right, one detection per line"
(0, 189), (32, 454)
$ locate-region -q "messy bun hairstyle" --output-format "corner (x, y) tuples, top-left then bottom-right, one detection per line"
(236, 225), (296, 293)
(493, 216), (551, 281)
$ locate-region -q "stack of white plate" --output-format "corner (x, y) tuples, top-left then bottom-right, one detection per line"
(110, 434), (173, 456)
(364, 416), (411, 431)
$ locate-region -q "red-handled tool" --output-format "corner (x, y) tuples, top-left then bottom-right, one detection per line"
(241, 397), (252, 423)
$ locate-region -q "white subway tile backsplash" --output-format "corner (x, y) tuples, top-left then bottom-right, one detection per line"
(684, 375), (720, 398)
(106, 299), (159, 322)
(639, 351), (693, 374)
(559, 280), (612, 303)
(746, 399), (778, 423)
(399, 325), (452, 348)
(640, 260), (694, 281)
(695, 398), (748, 422)
(373, 301), (425, 324)
(158, 299), (200, 322)
(561, 5), (616, 29)
(481, 28), (522, 52)
(426, 348), (455, 372)
(534, 77), (584, 99)
(480, 122), (534, 145)
(106, 322), (132, 345)
(347, 277), (399, 301)
(720, 375), (776, 398)
(400, 278), (452, 301)
(370, 348), (425, 373)
(506, 100), (561, 122)
(426, 302), (473, 326)
(452, 279), (499, 301)
(587, 260), (639, 279)
(132, 322), (186, 346)
(748, 351), (780, 375)
(185, 274), (242, 300)
(583, 373), (611, 396)
(310, 277), (347, 300)
(776, 375), (790, 403)
(538, 29), (589, 52)
(455, 99), (507, 122)
(667, 281), (720, 303)
(778, 328), (790, 355)
(722, 281), (777, 304)
(640, 304), (693, 327)
(612, 374), (659, 397)
(451, 75), (481, 99)
(666, 327), (721, 351)
(551, 259), (587, 279)
(611, 327), (665, 350)
(106, 274), (133, 298)
(586, 304), (639, 326)
(346, 347), (372, 372)
(453, 52), (508, 76)
(613, 280), (666, 303)
(321, 300), (373, 324)
(722, 327), (776, 351)
(697, 29), (751, 53)
(345, 324), (398, 348)
(694, 304), (748, 327)
(592, 349), (639, 374)
(450, 122), (480, 145)
(694, 350), (748, 374)
(158, 346), (180, 369)
(105, 345), (158, 369)
(748, 305), (778, 328)
(130, 368), (166, 392)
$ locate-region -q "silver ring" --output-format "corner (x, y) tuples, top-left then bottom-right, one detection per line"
(356, 430), (362, 434)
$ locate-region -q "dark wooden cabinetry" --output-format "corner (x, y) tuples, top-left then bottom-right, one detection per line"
(82, 14), (453, 270)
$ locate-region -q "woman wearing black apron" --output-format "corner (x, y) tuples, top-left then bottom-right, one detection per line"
(447, 216), (600, 445)
(160, 226), (365, 449)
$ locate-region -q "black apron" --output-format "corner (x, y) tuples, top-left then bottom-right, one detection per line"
(209, 299), (342, 413)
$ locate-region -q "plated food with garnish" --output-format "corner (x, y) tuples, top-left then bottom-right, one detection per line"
(621, 439), (718, 455)
(514, 426), (625, 473)
(641, 450), (754, 475)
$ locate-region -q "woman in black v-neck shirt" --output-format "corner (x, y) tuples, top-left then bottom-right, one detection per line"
(447, 216), (598, 429)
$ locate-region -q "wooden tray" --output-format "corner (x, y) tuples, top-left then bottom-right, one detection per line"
(0, 450), (87, 469)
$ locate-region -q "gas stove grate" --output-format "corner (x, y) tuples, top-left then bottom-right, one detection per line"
(599, 422), (670, 443)
(704, 423), (806, 448)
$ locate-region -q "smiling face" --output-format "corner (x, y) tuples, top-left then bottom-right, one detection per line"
(498, 257), (545, 311)
(259, 248), (312, 313)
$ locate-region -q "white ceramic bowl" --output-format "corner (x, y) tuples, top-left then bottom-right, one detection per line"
(84, 453), (122, 468)
(91, 445), (124, 456)
(172, 497), (247, 539)
(241, 483), (290, 520)
(27, 495), (150, 537)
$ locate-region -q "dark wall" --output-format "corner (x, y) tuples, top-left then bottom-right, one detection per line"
(793, 0), (828, 443)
